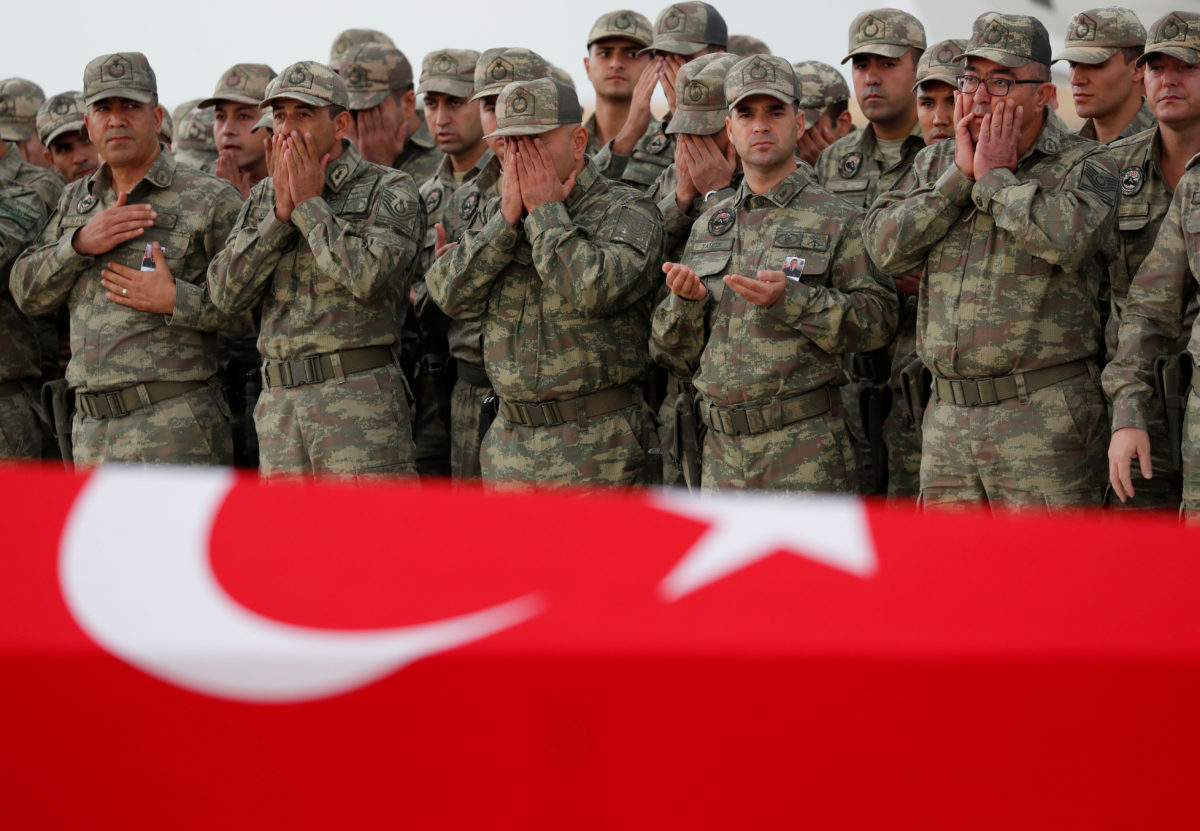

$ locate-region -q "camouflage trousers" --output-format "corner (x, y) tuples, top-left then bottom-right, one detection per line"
(0, 381), (41, 460)
(701, 404), (858, 494)
(919, 372), (1108, 511)
(255, 364), (416, 480)
(72, 381), (233, 467)
(656, 375), (685, 488)
(481, 401), (656, 488)
(1107, 397), (1182, 513)
(1182, 388), (1200, 524)
(450, 377), (491, 480)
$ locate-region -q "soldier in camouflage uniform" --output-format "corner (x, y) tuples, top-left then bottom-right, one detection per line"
(792, 61), (854, 168)
(427, 77), (665, 487)
(1102, 11), (1200, 511)
(208, 62), (424, 479)
(652, 56), (899, 492)
(915, 40), (966, 145)
(0, 78), (50, 168)
(200, 63), (276, 200)
(11, 52), (246, 467)
(0, 182), (47, 459)
(583, 10), (654, 155)
(1055, 8), (1155, 145)
(36, 92), (99, 183)
(863, 13), (1119, 510)
(173, 105), (218, 171)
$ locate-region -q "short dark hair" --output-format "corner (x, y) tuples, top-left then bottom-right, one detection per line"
(823, 99), (849, 122)
(1119, 45), (1144, 65)
(328, 103), (347, 119)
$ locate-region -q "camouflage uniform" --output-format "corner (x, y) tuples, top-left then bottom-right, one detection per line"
(0, 181), (47, 459)
(208, 63), (424, 479)
(583, 10), (655, 155)
(427, 78), (665, 487)
(0, 141), (63, 213)
(726, 35), (770, 57)
(793, 60), (851, 142)
(174, 106), (218, 171)
(863, 15), (1119, 510)
(0, 78), (46, 152)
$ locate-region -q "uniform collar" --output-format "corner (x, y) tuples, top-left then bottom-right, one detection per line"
(325, 139), (362, 193)
(564, 158), (602, 211)
(1027, 108), (1070, 158)
(736, 165), (813, 208)
(89, 142), (175, 197)
(858, 121), (924, 156)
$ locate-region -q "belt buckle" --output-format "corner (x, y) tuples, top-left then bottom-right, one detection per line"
(79, 395), (97, 418)
(105, 391), (127, 418)
(275, 361), (294, 388)
(302, 356), (324, 385)
(959, 377), (997, 407)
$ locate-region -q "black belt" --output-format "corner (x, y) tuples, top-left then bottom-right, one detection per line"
(456, 360), (491, 389)
(933, 360), (1089, 406)
(698, 387), (833, 435)
(262, 346), (394, 389)
(499, 384), (638, 427)
(77, 380), (204, 419)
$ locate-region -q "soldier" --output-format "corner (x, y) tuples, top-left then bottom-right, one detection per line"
(426, 77), (665, 487)
(335, 42), (444, 184)
(583, 9), (654, 154)
(915, 40), (966, 145)
(208, 62), (424, 479)
(0, 85), (64, 214)
(1056, 7), (1155, 145)
(329, 27), (394, 65)
(200, 63), (277, 199)
(0, 78), (50, 168)
(11, 52), (246, 467)
(0, 181), (47, 460)
(652, 55), (898, 492)
(1102, 11), (1200, 511)
(863, 13), (1119, 510)
(173, 104), (218, 170)
(792, 61), (854, 168)
(36, 92), (99, 183)
(726, 35), (770, 57)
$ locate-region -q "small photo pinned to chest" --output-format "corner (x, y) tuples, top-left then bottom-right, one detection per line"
(783, 256), (805, 282)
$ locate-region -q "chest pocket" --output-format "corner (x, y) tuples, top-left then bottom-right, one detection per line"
(1118, 201), (1151, 233)
(687, 235), (733, 290)
(771, 229), (831, 284)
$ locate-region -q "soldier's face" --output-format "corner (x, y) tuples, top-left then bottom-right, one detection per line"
(424, 91), (484, 158)
(45, 131), (99, 182)
(1144, 54), (1200, 129)
(213, 101), (267, 171)
(1068, 53), (1142, 120)
(85, 97), (162, 170)
(727, 95), (801, 173)
(916, 80), (956, 144)
(851, 50), (918, 127)
(521, 123), (586, 181)
(479, 97), (504, 157)
(271, 100), (346, 158)
(585, 38), (651, 101)
(961, 59), (1054, 143)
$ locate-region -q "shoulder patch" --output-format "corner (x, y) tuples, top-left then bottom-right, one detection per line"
(1080, 160), (1117, 207)
(1120, 166), (1143, 197)
(376, 187), (419, 237)
(707, 207), (735, 236)
(424, 187), (443, 213)
(608, 205), (655, 255)
(838, 152), (862, 179)
(459, 190), (479, 221)
(0, 196), (43, 231)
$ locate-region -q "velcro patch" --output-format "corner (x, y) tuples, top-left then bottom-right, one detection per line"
(1079, 160), (1117, 207)
(0, 197), (43, 231)
(692, 237), (734, 253)
(608, 206), (654, 255)
(774, 230), (829, 250)
(376, 188), (418, 237)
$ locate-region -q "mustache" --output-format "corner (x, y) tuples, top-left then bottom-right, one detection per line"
(862, 86), (890, 99)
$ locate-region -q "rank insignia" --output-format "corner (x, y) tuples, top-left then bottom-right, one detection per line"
(838, 152), (862, 179)
(76, 194), (97, 213)
(708, 207), (734, 236)
(1120, 166), (1144, 197)
(425, 188), (442, 213)
(459, 191), (479, 220)
(646, 133), (669, 154)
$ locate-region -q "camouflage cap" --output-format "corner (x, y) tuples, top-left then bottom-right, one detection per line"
(0, 78), (46, 141)
(83, 52), (157, 107)
(158, 106), (174, 143)
(418, 49), (480, 99)
(252, 109), (273, 133)
(958, 12), (1052, 68)
(171, 98), (202, 129)
(843, 9), (927, 63)
(470, 48), (551, 102)
(549, 65), (576, 89)
(792, 60), (850, 125)
(914, 39), (967, 89)
(335, 43), (413, 110)
(1137, 12), (1200, 68)
(724, 54), (800, 109)
(1055, 8), (1146, 64)
(587, 10), (654, 48)
(199, 63), (277, 108)
(175, 105), (215, 152)
(666, 52), (738, 135)
(36, 90), (85, 145)
(486, 78), (584, 138)
(329, 28), (395, 65)
(726, 35), (771, 57)
(643, 3), (728, 56)
(263, 61), (350, 110)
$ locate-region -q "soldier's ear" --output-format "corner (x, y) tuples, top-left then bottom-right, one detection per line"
(795, 107), (806, 138)
(332, 109), (353, 140)
(401, 89), (417, 120)
(571, 124), (588, 161)
(835, 109), (853, 136)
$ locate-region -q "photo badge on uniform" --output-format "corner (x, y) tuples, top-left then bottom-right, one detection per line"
(425, 188), (442, 213)
(459, 191), (479, 220)
(708, 207), (734, 236)
(76, 194), (97, 213)
(1120, 166), (1144, 197)
(838, 152), (862, 180)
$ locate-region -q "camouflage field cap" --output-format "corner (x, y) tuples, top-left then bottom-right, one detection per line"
(158, 106), (173, 143)
(843, 9), (927, 63)
(958, 12), (1052, 68)
(549, 65), (576, 89)
(486, 78), (584, 138)
(666, 52), (738, 135)
(171, 98), (202, 129)
(335, 43), (413, 110)
(727, 35), (771, 57)
(914, 39), (967, 89)
(418, 50), (480, 99)
(36, 90), (85, 145)
(175, 105), (215, 152)
(263, 61), (350, 110)
(329, 28), (395, 65)
(642, 3), (729, 56)
(470, 48), (551, 102)
(792, 60), (850, 125)
(199, 64), (277, 108)
(587, 10), (654, 48)
(1136, 12), (1200, 67)
(83, 52), (157, 107)
(1054, 8), (1145, 64)
(724, 54), (801, 109)
(0, 78), (46, 141)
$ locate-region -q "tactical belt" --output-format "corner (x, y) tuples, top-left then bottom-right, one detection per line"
(77, 380), (204, 419)
(456, 360), (491, 389)
(262, 346), (394, 390)
(499, 384), (637, 428)
(933, 360), (1088, 407)
(698, 387), (832, 436)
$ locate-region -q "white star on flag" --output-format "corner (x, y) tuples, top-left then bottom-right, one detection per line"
(654, 491), (878, 601)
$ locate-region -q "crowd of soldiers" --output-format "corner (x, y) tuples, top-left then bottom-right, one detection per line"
(1, 4), (1199, 519)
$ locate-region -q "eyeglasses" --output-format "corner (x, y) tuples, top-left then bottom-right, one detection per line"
(955, 75), (1044, 96)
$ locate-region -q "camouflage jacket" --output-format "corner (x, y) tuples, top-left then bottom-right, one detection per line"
(1, 141), (64, 213)
(416, 149), (492, 275)
(592, 115), (675, 191)
(646, 160), (743, 259)
(1102, 155), (1200, 432)
(863, 113), (1119, 380)
(0, 180), (47, 382)
(425, 159), (665, 403)
(815, 122), (925, 209)
(11, 148), (244, 393)
(1078, 98), (1156, 144)
(209, 140), (424, 361)
(651, 166), (899, 407)
(394, 121), (444, 185)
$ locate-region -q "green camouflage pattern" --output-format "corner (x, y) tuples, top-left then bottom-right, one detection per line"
(592, 115), (675, 190)
(417, 150), (493, 274)
(1055, 7), (1146, 64)
(264, 61), (350, 110)
(664, 51), (737, 138)
(815, 123), (926, 208)
(199, 63), (277, 108)
(724, 55), (800, 108)
(449, 373), (490, 479)
(1137, 11), (1200, 67)
(588, 10), (654, 48)
(645, 2), (728, 56)
(0, 180), (46, 387)
(0, 77), (46, 141)
(335, 44), (412, 111)
(417, 49), (480, 99)
(83, 53), (156, 107)
(173, 106), (218, 170)
(36, 90), (87, 146)
(470, 48), (551, 102)
(1, 140), (66, 212)
(394, 121), (444, 186)
(1078, 97), (1155, 143)
(329, 28), (395, 65)
(960, 12), (1052, 68)
(647, 162), (742, 259)
(726, 35), (771, 58)
(793, 60), (850, 126)
(915, 39), (967, 89)
(843, 8), (927, 62)
(487, 78), (583, 137)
